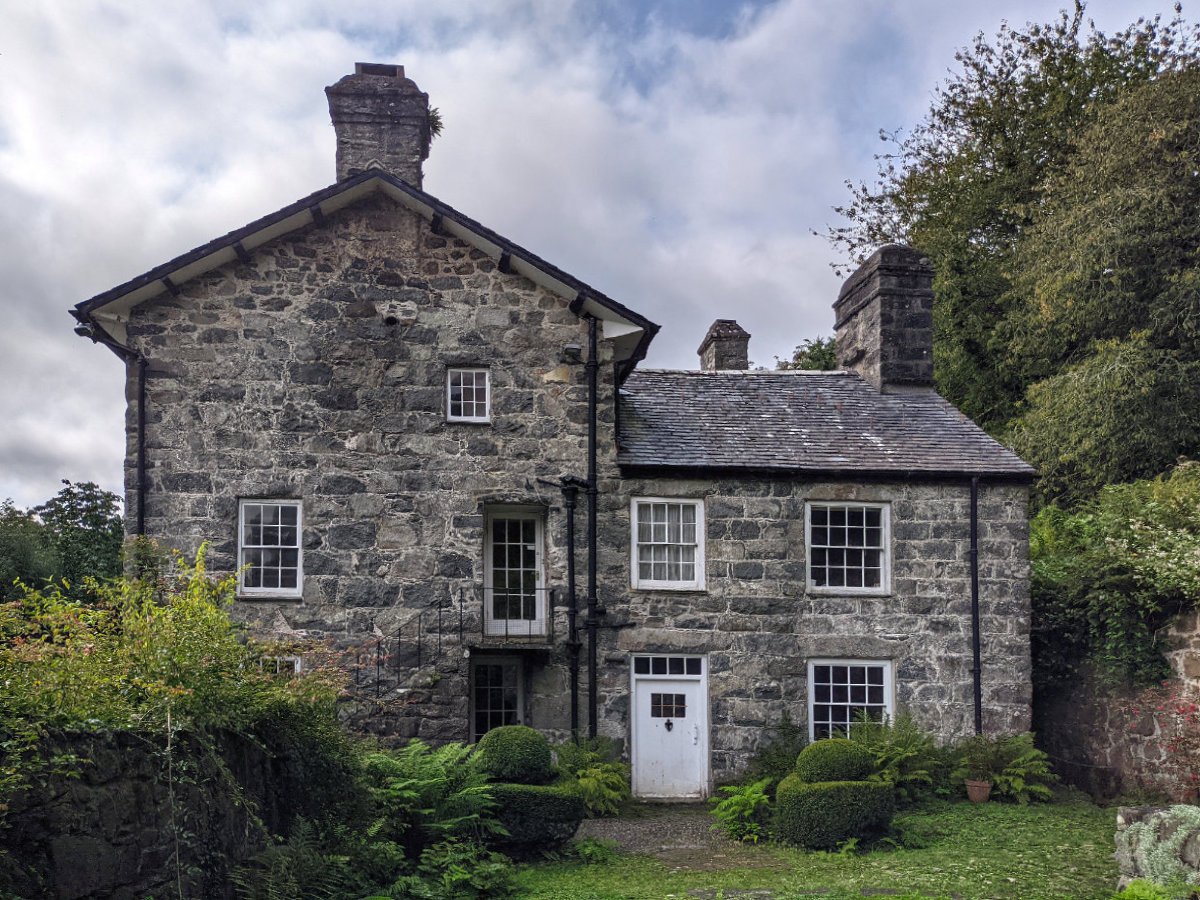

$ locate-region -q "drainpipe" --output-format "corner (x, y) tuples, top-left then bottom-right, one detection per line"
(74, 320), (148, 536)
(561, 480), (582, 742)
(970, 476), (983, 734)
(585, 314), (602, 740)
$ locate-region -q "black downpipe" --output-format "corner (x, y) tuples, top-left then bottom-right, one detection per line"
(585, 315), (600, 740)
(136, 355), (148, 536)
(969, 476), (983, 734)
(561, 482), (582, 741)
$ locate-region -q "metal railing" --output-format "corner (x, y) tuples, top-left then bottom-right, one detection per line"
(480, 586), (555, 640)
(348, 585), (559, 699)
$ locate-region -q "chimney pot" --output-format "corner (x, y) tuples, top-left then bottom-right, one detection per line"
(698, 319), (751, 371)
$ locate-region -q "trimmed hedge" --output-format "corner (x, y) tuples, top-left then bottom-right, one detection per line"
(475, 725), (554, 785)
(487, 783), (586, 858)
(794, 738), (874, 783)
(774, 774), (894, 849)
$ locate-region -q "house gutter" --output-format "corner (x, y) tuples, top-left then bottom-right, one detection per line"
(72, 316), (148, 536)
(970, 476), (983, 734)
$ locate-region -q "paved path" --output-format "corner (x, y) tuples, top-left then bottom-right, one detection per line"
(577, 802), (784, 872)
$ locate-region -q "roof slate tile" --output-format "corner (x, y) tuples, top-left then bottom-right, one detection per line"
(617, 370), (1034, 478)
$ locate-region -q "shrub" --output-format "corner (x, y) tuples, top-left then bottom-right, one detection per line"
(709, 777), (772, 843)
(363, 741), (502, 861)
(551, 738), (630, 816)
(387, 838), (516, 899)
(1118, 805), (1200, 890)
(794, 738), (874, 783)
(848, 712), (953, 806)
(570, 837), (620, 865)
(487, 783), (586, 858)
(744, 713), (808, 793)
(951, 733), (1056, 803)
(475, 725), (554, 785)
(774, 773), (894, 849)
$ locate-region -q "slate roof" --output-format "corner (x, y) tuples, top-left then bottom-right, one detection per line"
(617, 370), (1035, 479)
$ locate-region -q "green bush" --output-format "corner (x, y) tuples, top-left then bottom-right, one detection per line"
(709, 777), (772, 843)
(551, 738), (630, 817)
(951, 733), (1056, 803)
(387, 838), (516, 899)
(794, 738), (874, 783)
(487, 783), (586, 858)
(774, 774), (894, 849)
(847, 712), (952, 806)
(363, 741), (501, 861)
(475, 725), (554, 785)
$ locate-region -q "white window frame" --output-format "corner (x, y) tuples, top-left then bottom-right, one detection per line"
(805, 501), (891, 595)
(483, 508), (546, 636)
(630, 498), (706, 591)
(807, 659), (895, 742)
(446, 367), (491, 423)
(237, 499), (304, 600)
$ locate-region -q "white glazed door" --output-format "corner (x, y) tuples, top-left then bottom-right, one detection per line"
(631, 656), (709, 799)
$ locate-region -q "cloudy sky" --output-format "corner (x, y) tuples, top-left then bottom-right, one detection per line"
(0, 0), (1161, 510)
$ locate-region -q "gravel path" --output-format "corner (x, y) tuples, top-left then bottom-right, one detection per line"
(576, 803), (784, 872)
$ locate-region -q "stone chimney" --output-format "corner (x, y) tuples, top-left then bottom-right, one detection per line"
(833, 245), (934, 391)
(698, 319), (751, 371)
(326, 63), (431, 187)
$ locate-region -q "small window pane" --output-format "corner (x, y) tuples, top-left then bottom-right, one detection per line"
(651, 657), (667, 674)
(686, 658), (702, 675)
(668, 657), (684, 675)
(635, 657), (650, 674)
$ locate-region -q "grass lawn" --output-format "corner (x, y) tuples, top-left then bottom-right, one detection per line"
(514, 797), (1118, 900)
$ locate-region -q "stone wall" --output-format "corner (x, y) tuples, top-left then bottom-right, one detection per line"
(1038, 655), (1200, 802)
(587, 476), (1030, 779)
(124, 191), (615, 744)
(0, 731), (303, 900)
(120, 188), (1032, 781)
(1115, 805), (1200, 889)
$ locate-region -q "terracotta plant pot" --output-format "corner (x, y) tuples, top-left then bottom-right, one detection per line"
(965, 779), (992, 803)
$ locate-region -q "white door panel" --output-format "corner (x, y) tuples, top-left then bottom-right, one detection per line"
(631, 658), (709, 798)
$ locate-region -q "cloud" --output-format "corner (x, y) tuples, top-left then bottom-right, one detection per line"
(0, 0), (1177, 508)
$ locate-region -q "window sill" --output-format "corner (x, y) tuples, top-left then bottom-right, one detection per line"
(806, 586), (891, 598)
(237, 593), (304, 602)
(631, 583), (707, 593)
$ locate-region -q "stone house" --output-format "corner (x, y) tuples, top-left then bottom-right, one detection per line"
(71, 64), (1034, 799)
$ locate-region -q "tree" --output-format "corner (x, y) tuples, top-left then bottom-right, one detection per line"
(1006, 336), (1200, 507)
(826, 3), (1200, 430)
(0, 501), (59, 599)
(34, 481), (124, 589)
(777, 337), (838, 371)
(1005, 67), (1200, 384)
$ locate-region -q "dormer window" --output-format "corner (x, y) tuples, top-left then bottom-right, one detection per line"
(447, 368), (490, 423)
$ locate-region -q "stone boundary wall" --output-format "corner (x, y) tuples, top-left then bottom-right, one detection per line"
(0, 730), (304, 900)
(1038, 677), (1200, 802)
(1115, 805), (1200, 889)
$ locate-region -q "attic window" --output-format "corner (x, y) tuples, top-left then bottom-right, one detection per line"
(447, 368), (490, 423)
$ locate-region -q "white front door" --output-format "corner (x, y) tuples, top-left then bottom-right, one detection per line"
(631, 655), (709, 799)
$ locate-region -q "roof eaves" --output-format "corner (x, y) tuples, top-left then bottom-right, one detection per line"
(72, 170), (660, 365)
